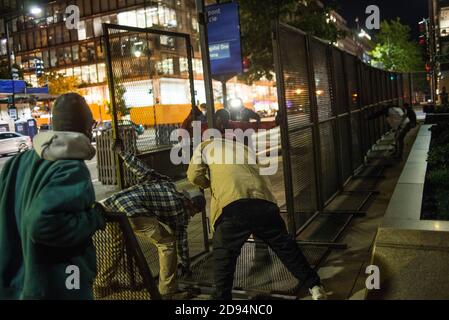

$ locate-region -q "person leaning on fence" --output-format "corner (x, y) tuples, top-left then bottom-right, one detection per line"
(0, 93), (106, 300)
(97, 140), (206, 300)
(367, 104), (411, 159)
(187, 109), (327, 300)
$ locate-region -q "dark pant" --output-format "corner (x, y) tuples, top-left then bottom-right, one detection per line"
(213, 199), (321, 300)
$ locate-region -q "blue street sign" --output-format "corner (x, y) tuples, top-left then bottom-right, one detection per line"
(0, 80), (26, 94)
(206, 2), (243, 79)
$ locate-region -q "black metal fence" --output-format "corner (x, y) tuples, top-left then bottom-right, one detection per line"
(103, 23), (196, 188)
(273, 22), (410, 234)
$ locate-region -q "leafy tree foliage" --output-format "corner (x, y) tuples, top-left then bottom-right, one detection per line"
(238, 0), (344, 83)
(370, 19), (424, 72)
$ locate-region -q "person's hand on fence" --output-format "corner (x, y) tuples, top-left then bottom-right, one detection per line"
(92, 202), (107, 231)
(112, 139), (125, 155)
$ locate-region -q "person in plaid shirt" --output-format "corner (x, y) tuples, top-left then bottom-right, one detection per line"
(98, 140), (205, 300)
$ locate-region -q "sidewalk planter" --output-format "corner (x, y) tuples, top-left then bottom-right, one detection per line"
(368, 125), (449, 300)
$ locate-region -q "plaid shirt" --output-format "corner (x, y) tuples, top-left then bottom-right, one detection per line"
(103, 152), (190, 268)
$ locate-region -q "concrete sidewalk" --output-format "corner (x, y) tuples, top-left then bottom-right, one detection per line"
(314, 126), (420, 300)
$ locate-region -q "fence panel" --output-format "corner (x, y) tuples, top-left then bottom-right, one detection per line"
(274, 23), (318, 232)
(311, 39), (339, 205)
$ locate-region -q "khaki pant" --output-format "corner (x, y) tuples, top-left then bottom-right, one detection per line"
(96, 217), (178, 295)
(131, 217), (178, 295)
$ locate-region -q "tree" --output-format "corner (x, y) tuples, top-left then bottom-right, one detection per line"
(38, 71), (82, 95)
(370, 19), (424, 72)
(106, 78), (129, 117)
(238, 0), (345, 83)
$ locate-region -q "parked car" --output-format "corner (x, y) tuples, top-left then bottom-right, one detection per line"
(92, 120), (144, 141)
(0, 132), (32, 157)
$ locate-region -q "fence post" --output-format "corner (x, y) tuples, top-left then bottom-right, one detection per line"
(305, 35), (324, 211)
(272, 21), (297, 234)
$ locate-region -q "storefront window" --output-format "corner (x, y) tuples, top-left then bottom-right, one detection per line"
(55, 25), (63, 44)
(20, 33), (27, 52)
(109, 0), (117, 10)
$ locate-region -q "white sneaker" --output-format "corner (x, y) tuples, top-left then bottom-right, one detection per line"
(309, 285), (327, 300)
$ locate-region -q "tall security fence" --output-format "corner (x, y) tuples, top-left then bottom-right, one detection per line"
(102, 23), (197, 188)
(273, 22), (410, 235)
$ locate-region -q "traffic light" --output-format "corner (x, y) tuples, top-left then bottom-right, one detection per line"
(242, 57), (250, 72)
(35, 59), (44, 78)
(419, 19), (429, 47)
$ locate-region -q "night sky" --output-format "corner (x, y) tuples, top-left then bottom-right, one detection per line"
(323, 0), (429, 40)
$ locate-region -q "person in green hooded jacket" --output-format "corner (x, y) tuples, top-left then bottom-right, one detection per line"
(0, 93), (106, 300)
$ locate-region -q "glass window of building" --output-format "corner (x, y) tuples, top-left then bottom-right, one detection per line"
(97, 63), (106, 82)
(145, 6), (158, 27)
(73, 66), (81, 79)
(90, 64), (98, 83)
(101, 0), (109, 11)
(92, 0), (101, 14)
(27, 31), (34, 50)
(64, 26), (71, 43)
(57, 47), (65, 66)
(117, 10), (138, 27)
(48, 27), (55, 46)
(81, 65), (90, 83)
(136, 8), (146, 28)
(0, 39), (7, 56)
(80, 44), (88, 63)
(50, 49), (57, 67)
(64, 47), (72, 65)
(70, 29), (78, 43)
(41, 29), (48, 47)
(35, 30), (42, 48)
(127, 0), (136, 7)
(87, 42), (95, 61)
(109, 0), (117, 10)
(55, 25), (63, 44)
(77, 20), (86, 40)
(84, 0), (92, 16)
(72, 45), (79, 62)
(179, 57), (188, 73)
(118, 0), (127, 8)
(86, 19), (94, 39)
(96, 41), (104, 60)
(76, 0), (84, 17)
(93, 17), (103, 37)
(20, 33), (27, 52)
(42, 50), (50, 68)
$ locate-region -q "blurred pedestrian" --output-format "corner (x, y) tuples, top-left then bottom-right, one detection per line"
(0, 93), (106, 300)
(187, 109), (327, 300)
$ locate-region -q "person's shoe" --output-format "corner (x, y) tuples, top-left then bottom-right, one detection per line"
(162, 290), (194, 300)
(309, 285), (327, 300)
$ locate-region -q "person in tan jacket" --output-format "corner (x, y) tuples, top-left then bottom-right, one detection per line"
(187, 109), (326, 300)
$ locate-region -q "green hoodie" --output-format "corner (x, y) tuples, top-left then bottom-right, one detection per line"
(0, 131), (105, 300)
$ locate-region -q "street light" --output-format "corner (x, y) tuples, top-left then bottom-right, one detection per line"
(29, 7), (42, 15)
